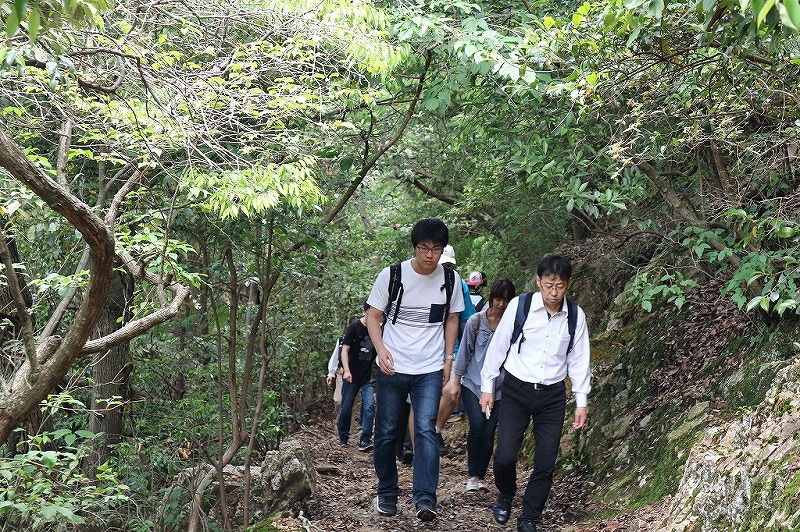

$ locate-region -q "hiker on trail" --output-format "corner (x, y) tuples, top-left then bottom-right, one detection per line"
(336, 302), (378, 452)
(451, 277), (516, 493)
(434, 245), (475, 455)
(480, 255), (590, 532)
(325, 338), (342, 414)
(366, 218), (465, 522)
(466, 270), (488, 311)
(326, 316), (359, 418)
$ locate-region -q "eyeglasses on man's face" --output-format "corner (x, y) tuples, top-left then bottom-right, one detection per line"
(415, 245), (444, 255)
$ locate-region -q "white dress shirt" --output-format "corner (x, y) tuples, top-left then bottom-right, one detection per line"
(480, 292), (591, 407)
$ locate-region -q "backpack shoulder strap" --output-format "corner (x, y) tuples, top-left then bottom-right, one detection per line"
(442, 267), (455, 322)
(566, 297), (578, 355)
(509, 292), (533, 348)
(386, 262), (403, 325)
(470, 312), (482, 346)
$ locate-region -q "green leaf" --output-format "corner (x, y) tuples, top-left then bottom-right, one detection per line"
(5, 10), (19, 37)
(40, 504), (59, 520)
(775, 299), (797, 315)
(776, 225), (797, 238)
(649, 0), (665, 16)
(784, 0), (800, 26)
(28, 8), (40, 41)
(14, 0), (27, 25)
(757, 0), (777, 26)
(725, 208), (749, 218)
(339, 156), (355, 172)
(422, 97), (439, 111)
(777, 1), (799, 28)
(641, 300), (652, 312)
(746, 296), (764, 312)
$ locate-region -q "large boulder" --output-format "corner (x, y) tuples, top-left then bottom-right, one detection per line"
(170, 439), (318, 529)
(259, 439), (319, 516)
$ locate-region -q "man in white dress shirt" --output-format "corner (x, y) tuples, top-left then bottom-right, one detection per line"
(479, 255), (590, 532)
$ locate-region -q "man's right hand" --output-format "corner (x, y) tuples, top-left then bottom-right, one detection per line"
(479, 392), (493, 415)
(326, 375), (334, 385)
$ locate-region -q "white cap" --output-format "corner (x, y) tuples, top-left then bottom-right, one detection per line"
(438, 245), (456, 265)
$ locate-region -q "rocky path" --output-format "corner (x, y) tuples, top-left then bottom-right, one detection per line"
(279, 410), (659, 531)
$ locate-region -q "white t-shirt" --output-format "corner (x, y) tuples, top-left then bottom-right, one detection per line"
(469, 292), (484, 309)
(367, 260), (465, 375)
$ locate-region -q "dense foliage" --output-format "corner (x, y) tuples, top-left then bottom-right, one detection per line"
(0, 0), (798, 528)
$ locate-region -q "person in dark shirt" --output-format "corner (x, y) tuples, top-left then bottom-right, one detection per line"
(337, 302), (378, 451)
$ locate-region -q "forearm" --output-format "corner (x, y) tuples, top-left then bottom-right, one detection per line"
(444, 313), (459, 358)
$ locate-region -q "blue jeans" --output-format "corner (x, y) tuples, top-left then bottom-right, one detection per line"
(493, 372), (566, 522)
(462, 386), (499, 479)
(337, 379), (375, 443)
(374, 369), (442, 506)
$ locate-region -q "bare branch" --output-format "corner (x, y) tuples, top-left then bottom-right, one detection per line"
(409, 169), (457, 205)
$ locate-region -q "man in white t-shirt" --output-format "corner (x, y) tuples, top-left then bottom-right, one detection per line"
(366, 218), (465, 522)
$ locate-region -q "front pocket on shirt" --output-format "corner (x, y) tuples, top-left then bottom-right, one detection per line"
(429, 304), (446, 323)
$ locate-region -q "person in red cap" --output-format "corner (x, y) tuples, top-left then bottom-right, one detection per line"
(466, 271), (488, 311)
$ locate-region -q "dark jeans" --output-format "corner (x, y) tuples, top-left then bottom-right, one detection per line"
(461, 385), (499, 478)
(493, 373), (566, 522)
(374, 369), (442, 506)
(337, 378), (375, 443)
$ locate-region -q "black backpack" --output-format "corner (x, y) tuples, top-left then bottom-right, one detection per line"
(509, 293), (578, 355)
(385, 262), (456, 325)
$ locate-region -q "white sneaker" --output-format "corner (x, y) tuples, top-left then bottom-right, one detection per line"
(477, 479), (488, 491)
(465, 476), (481, 492)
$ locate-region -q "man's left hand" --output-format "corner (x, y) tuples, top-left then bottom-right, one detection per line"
(572, 407), (588, 429)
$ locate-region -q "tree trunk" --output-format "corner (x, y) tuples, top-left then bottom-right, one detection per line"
(0, 126), (115, 445)
(84, 264), (134, 478)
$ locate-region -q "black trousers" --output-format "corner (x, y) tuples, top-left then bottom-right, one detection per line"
(493, 372), (566, 522)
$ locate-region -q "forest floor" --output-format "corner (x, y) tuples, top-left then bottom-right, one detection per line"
(274, 407), (667, 532)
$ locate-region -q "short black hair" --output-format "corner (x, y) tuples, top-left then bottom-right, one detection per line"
(410, 218), (449, 248)
(489, 278), (516, 302)
(537, 255), (572, 280)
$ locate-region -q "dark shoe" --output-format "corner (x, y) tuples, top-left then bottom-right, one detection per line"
(416, 500), (437, 522)
(492, 496), (512, 525)
(358, 438), (373, 452)
(337, 439), (349, 448)
(517, 518), (536, 532)
(436, 431), (448, 457)
(375, 495), (397, 516)
(401, 448), (414, 464)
